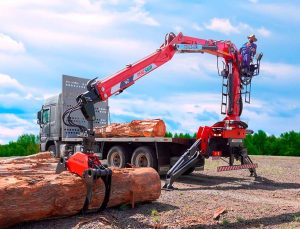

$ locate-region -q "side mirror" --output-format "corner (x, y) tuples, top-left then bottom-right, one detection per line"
(37, 111), (42, 124)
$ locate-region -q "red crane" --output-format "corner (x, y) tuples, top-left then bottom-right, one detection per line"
(57, 32), (263, 205)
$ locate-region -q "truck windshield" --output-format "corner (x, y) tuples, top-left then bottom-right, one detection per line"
(42, 109), (50, 124)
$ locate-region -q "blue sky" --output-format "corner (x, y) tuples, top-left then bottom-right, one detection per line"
(0, 0), (300, 144)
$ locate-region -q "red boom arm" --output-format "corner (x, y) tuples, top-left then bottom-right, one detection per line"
(94, 32), (242, 119)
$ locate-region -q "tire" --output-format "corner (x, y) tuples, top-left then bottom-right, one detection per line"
(107, 146), (130, 168)
(48, 145), (56, 157)
(182, 167), (195, 175)
(131, 146), (158, 169)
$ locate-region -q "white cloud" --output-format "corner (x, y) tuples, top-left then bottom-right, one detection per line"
(203, 18), (271, 38)
(174, 25), (183, 33)
(109, 92), (223, 133)
(6, 26), (156, 56)
(108, 92), (300, 136)
(261, 62), (300, 81)
(205, 18), (239, 35)
(0, 73), (25, 90)
(192, 23), (204, 32)
(257, 27), (271, 37)
(0, 52), (47, 74)
(238, 22), (252, 31)
(0, 74), (57, 144)
(242, 98), (300, 135)
(0, 114), (38, 144)
(0, 33), (25, 53)
(128, 0), (159, 26)
(162, 54), (217, 78)
(0, 1), (159, 63)
(247, 3), (300, 22)
(0, 73), (58, 110)
(0, 0), (159, 36)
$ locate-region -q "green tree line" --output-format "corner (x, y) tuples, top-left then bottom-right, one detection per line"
(166, 130), (300, 157)
(165, 131), (196, 139)
(244, 130), (300, 156)
(0, 131), (299, 157)
(0, 134), (39, 157)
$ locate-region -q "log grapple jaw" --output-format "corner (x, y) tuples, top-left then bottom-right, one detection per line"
(56, 78), (112, 211)
(56, 152), (112, 211)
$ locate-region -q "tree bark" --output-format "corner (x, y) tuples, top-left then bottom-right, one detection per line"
(94, 119), (166, 138)
(0, 153), (161, 228)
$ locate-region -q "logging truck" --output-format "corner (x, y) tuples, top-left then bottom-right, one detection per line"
(37, 75), (204, 175)
(38, 32), (262, 191)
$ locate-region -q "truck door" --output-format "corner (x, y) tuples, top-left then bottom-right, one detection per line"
(41, 107), (51, 140)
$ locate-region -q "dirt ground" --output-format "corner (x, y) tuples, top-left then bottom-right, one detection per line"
(12, 156), (300, 229)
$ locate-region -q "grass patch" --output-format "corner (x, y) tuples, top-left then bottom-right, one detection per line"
(151, 209), (159, 217)
(236, 217), (245, 223)
(151, 209), (160, 223)
(294, 215), (300, 222)
(221, 218), (230, 226)
(118, 204), (130, 211)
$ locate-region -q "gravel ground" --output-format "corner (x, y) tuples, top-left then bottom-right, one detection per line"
(12, 155), (300, 229)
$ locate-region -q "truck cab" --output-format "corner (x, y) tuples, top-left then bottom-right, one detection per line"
(37, 94), (62, 155)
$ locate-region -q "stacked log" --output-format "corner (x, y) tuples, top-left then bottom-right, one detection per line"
(94, 119), (166, 138)
(0, 153), (161, 228)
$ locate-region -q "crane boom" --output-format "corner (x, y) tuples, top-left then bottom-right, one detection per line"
(95, 32), (235, 100)
(82, 32), (243, 123)
(59, 31), (262, 193)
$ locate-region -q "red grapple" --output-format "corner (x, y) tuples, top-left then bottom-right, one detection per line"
(66, 152), (102, 177)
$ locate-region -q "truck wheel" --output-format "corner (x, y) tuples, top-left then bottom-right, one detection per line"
(48, 145), (56, 157)
(107, 146), (130, 168)
(131, 146), (157, 169)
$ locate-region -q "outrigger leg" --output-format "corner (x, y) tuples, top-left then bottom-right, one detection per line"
(163, 139), (204, 191)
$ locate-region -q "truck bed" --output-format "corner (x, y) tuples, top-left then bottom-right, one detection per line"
(62, 137), (195, 145)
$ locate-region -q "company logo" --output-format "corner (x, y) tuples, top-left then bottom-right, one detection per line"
(135, 64), (157, 79)
(144, 65), (153, 73)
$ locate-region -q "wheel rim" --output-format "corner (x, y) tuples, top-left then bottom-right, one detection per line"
(111, 151), (121, 167)
(136, 153), (148, 167)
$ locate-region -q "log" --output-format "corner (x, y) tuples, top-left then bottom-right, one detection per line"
(0, 152), (57, 176)
(94, 119), (166, 138)
(0, 153), (161, 228)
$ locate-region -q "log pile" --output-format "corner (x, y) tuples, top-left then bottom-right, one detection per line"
(94, 119), (166, 138)
(0, 153), (161, 228)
